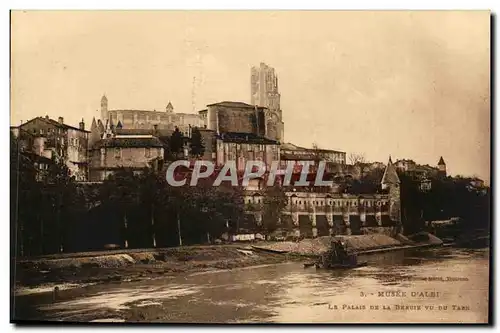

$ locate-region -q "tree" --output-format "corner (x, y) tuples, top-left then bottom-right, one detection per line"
(349, 152), (366, 165)
(100, 168), (142, 249)
(44, 156), (75, 253)
(262, 185), (288, 234)
(10, 132), (38, 257)
(166, 179), (244, 245)
(169, 126), (184, 160)
(190, 127), (205, 158)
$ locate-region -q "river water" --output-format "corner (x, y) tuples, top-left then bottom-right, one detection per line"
(15, 246), (489, 324)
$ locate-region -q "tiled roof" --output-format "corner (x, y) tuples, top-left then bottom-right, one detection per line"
(280, 142), (345, 154)
(91, 137), (165, 149)
(114, 128), (173, 137)
(280, 142), (306, 151)
(280, 152), (315, 160)
(438, 156), (446, 165)
(22, 151), (54, 164)
(218, 132), (278, 144)
(207, 101), (266, 109)
(20, 117), (90, 133)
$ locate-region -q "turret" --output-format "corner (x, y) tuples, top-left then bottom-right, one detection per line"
(381, 156), (399, 190)
(97, 119), (105, 136)
(438, 156), (446, 176)
(166, 101), (174, 113)
(89, 117), (101, 148)
(381, 156), (402, 233)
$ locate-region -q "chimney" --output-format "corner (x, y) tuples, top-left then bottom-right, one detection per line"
(79, 118), (85, 130)
(58, 117), (64, 124)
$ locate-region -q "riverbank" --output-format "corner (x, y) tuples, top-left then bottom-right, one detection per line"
(14, 245), (305, 296)
(251, 233), (443, 256)
(13, 233), (444, 296)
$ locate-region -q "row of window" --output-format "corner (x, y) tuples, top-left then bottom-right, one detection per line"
(34, 128), (63, 135)
(289, 199), (388, 207)
(69, 138), (80, 147)
(246, 198), (262, 204)
(226, 143), (268, 152)
(244, 197), (388, 207)
(34, 163), (49, 170)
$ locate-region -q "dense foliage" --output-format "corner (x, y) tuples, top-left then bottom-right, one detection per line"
(398, 172), (490, 235)
(10, 131), (244, 256)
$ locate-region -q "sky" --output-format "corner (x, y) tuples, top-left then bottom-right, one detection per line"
(10, 11), (490, 182)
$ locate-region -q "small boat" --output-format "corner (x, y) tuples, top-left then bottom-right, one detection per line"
(315, 239), (368, 270)
(316, 261), (368, 270)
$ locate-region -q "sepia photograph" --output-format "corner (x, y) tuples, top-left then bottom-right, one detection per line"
(9, 10), (491, 324)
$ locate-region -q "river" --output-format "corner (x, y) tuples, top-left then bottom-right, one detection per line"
(14, 246), (489, 324)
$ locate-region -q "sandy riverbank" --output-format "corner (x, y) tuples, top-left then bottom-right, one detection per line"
(13, 233), (443, 296)
(13, 246), (304, 295)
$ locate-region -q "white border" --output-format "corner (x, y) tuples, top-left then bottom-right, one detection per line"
(1, 2), (497, 332)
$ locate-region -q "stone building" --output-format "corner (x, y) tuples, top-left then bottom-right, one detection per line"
(99, 95), (204, 135)
(280, 142), (346, 170)
(250, 62), (284, 142)
(241, 158), (400, 238)
(199, 101), (266, 137)
(394, 156), (447, 181)
(88, 133), (164, 182)
(12, 116), (90, 181)
(394, 159), (417, 172)
(215, 132), (280, 171)
(10, 127), (54, 182)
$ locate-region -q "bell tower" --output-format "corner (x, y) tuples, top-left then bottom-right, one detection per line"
(100, 94), (108, 121)
(250, 62), (283, 141)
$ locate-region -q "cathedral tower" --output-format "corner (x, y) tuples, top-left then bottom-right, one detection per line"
(100, 94), (108, 121)
(251, 62), (284, 141)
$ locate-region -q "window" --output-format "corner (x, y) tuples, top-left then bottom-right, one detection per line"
(114, 148), (121, 159)
(145, 148), (151, 158)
